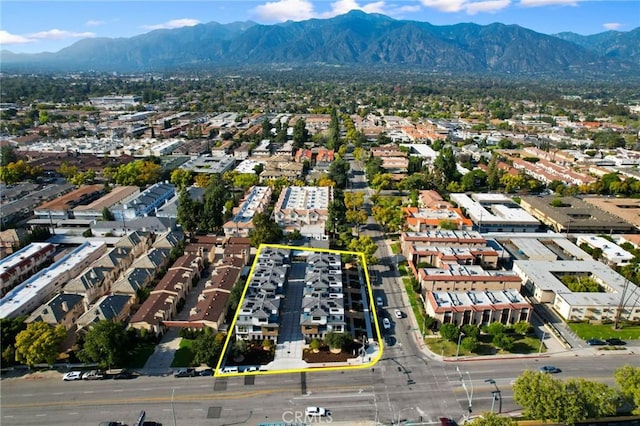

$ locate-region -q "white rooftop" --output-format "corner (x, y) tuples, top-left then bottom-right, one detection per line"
(0, 241), (106, 318)
(432, 289), (527, 308)
(513, 259), (629, 307)
(450, 193), (540, 225)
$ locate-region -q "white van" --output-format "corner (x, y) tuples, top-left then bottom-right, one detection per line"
(220, 366), (239, 374)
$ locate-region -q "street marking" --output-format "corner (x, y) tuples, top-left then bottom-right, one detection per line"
(68, 412), (79, 415)
(35, 414), (46, 417)
(293, 393), (374, 400)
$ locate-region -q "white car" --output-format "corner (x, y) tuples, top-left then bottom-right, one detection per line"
(82, 370), (105, 380)
(394, 309), (403, 319)
(382, 318), (391, 330)
(305, 406), (331, 417)
(63, 371), (83, 381)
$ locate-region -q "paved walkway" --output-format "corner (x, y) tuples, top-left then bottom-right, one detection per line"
(141, 265), (213, 375)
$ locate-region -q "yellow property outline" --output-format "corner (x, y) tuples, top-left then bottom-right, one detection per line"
(214, 243), (384, 377)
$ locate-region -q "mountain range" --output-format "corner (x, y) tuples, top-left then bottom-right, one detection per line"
(1, 10), (638, 76)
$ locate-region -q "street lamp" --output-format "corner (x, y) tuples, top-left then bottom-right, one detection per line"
(538, 330), (546, 354)
(485, 379), (502, 414)
(457, 366), (473, 416)
(456, 332), (466, 359)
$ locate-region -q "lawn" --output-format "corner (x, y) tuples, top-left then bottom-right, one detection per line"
(390, 242), (401, 255)
(568, 322), (640, 341)
(124, 342), (156, 369)
(171, 339), (195, 367)
(402, 276), (431, 336)
(425, 334), (546, 358)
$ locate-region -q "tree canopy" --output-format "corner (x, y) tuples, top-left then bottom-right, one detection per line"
(78, 320), (131, 369)
(14, 322), (66, 366)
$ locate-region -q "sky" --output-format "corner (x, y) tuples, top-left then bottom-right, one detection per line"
(1, 0), (639, 54)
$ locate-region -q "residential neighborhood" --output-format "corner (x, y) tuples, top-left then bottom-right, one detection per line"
(1, 72), (640, 426)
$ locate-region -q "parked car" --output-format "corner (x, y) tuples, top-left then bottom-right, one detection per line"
(112, 370), (135, 380)
(439, 417), (455, 426)
(382, 318), (391, 330)
(305, 406), (331, 417)
(199, 369), (214, 376)
(586, 339), (606, 346)
(63, 371), (83, 381)
(173, 368), (196, 377)
(375, 296), (384, 307)
(394, 309), (403, 319)
(606, 338), (626, 346)
(82, 370), (105, 380)
(539, 365), (561, 374)
(99, 422), (125, 426)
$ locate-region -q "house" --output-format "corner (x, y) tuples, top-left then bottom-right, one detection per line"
(26, 293), (85, 329)
(76, 294), (132, 330)
(274, 186), (333, 240)
(128, 292), (176, 335)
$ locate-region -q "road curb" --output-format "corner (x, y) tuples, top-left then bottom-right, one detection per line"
(442, 354), (551, 362)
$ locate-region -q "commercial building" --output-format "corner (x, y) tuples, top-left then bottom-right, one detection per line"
(575, 235), (634, 266)
(519, 195), (637, 234)
(112, 182), (175, 221)
(450, 193), (541, 233)
(425, 289), (532, 328)
(403, 206), (473, 232)
(513, 259), (640, 322)
(72, 186), (140, 220)
(581, 196), (640, 229)
(34, 184), (105, 220)
(89, 95), (140, 109)
(274, 186), (333, 240)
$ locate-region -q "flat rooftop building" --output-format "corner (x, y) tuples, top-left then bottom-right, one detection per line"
(223, 186), (272, 237)
(450, 193), (540, 233)
(425, 289), (532, 327)
(519, 195), (637, 234)
(0, 241), (107, 319)
(513, 259), (640, 322)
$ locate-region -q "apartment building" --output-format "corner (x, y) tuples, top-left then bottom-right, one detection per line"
(274, 186), (333, 240)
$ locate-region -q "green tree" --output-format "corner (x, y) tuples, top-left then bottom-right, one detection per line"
(461, 336), (479, 353)
(615, 365), (640, 415)
(461, 324), (480, 339)
(328, 157), (350, 189)
(433, 146), (460, 185)
(1, 145), (18, 166)
(102, 206), (115, 221)
(513, 321), (532, 335)
(200, 176), (230, 232)
(439, 323), (460, 342)
(14, 322), (66, 366)
(78, 320), (130, 369)
(0, 316), (27, 366)
(292, 118), (309, 148)
(248, 212), (283, 247)
(467, 412), (517, 426)
(347, 235), (378, 265)
(192, 328), (224, 366)
(487, 154), (502, 190)
(170, 168), (194, 191)
(324, 332), (352, 351)
(514, 370), (618, 424)
(233, 173), (259, 191)
(485, 321), (506, 336)
(492, 333), (515, 351)
(177, 189), (202, 234)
